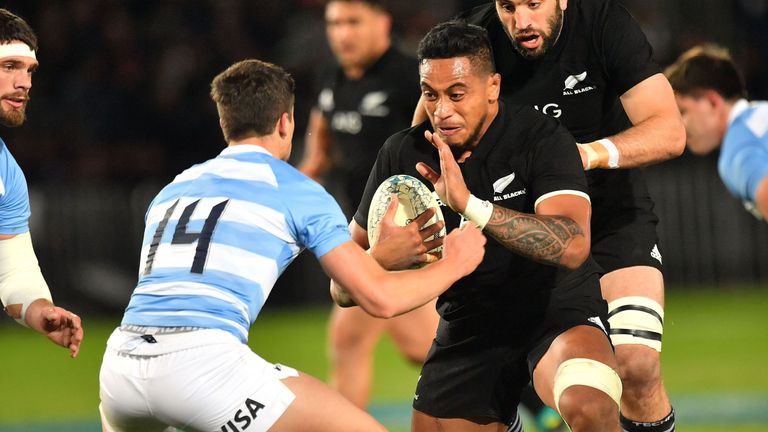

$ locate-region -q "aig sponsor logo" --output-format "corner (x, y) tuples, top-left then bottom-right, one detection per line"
(533, 103), (562, 118)
(331, 111), (362, 134)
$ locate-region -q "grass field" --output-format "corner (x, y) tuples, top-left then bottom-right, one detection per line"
(1, 287), (767, 431)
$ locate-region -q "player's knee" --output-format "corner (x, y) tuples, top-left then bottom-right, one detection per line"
(559, 390), (619, 432)
(553, 358), (622, 430)
(615, 347), (662, 396)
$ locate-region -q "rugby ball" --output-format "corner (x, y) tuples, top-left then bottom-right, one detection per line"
(367, 174), (446, 264)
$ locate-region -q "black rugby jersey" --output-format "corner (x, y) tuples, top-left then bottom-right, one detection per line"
(460, 0), (660, 225)
(315, 47), (420, 208)
(354, 101), (600, 324)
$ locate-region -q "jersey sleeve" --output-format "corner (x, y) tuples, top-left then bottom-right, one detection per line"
(352, 135), (401, 230)
(718, 124), (768, 203)
(285, 176), (351, 258)
(527, 118), (589, 205)
(599, 1), (660, 96)
(0, 144), (31, 235)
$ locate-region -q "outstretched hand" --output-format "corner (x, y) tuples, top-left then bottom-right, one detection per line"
(442, 222), (486, 277)
(27, 300), (84, 358)
(416, 130), (471, 213)
(371, 193), (445, 270)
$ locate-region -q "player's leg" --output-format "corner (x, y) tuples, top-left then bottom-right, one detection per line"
(99, 330), (170, 432)
(386, 298), (439, 363)
(412, 317), (527, 432)
(412, 411), (508, 432)
(327, 304), (388, 408)
(533, 325), (622, 432)
(601, 266), (675, 431)
(270, 371), (387, 432)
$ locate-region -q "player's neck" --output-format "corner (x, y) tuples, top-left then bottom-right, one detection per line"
(342, 43), (390, 80)
(229, 134), (284, 160)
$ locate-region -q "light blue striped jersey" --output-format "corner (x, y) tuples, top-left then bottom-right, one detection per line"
(719, 99), (768, 207)
(0, 138), (31, 235)
(122, 145), (351, 342)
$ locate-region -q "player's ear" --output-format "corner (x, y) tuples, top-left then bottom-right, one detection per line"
(704, 89), (724, 110)
(560, 0), (568, 11)
(277, 112), (293, 139)
(488, 73), (501, 102)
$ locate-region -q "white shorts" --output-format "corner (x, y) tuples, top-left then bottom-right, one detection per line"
(99, 327), (298, 432)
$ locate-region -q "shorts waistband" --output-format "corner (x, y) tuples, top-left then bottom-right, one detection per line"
(120, 325), (204, 335)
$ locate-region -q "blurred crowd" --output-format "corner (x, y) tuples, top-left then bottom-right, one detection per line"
(3, 0), (767, 187)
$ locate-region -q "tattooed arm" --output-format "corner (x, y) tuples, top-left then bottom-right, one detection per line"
(484, 194), (591, 270)
(417, 130), (591, 270)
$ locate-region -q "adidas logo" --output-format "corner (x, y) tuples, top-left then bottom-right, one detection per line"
(650, 244), (662, 264)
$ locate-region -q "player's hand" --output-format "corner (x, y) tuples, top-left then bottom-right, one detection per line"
(416, 130), (471, 213)
(371, 194), (445, 270)
(27, 300), (84, 358)
(442, 222), (485, 277)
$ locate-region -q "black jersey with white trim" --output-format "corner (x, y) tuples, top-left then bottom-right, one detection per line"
(354, 101), (601, 323)
(315, 47), (420, 207)
(460, 0), (660, 221)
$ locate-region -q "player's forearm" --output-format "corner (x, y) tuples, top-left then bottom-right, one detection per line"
(484, 205), (588, 270)
(606, 112), (685, 168)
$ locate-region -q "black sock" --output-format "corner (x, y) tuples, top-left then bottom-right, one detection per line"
(620, 408), (675, 432)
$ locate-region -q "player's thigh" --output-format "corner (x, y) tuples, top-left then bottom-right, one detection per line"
(600, 265), (664, 305)
(270, 372), (386, 432)
(386, 298), (439, 362)
(533, 325), (617, 408)
(412, 410), (507, 432)
(147, 342), (299, 432)
(328, 304), (388, 349)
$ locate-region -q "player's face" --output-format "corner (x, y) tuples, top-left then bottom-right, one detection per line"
(0, 52), (37, 128)
(495, 0), (566, 59)
(674, 93), (724, 155)
(419, 57), (500, 152)
(325, 1), (390, 70)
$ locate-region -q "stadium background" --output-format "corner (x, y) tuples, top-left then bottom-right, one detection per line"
(0, 1), (766, 431)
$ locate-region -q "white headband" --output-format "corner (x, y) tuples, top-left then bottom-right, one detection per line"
(0, 42), (36, 60)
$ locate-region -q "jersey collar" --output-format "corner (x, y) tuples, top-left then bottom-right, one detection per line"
(728, 98), (750, 127)
(220, 144), (273, 157)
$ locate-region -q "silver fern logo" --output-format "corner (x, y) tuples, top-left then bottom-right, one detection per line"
(563, 71), (587, 90)
(359, 91), (390, 117)
(563, 71), (595, 95)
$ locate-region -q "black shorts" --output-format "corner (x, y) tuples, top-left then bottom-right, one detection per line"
(591, 199), (663, 274)
(412, 275), (610, 425)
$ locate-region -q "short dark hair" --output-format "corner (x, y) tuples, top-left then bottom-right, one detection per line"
(417, 21), (495, 75)
(325, 0), (389, 12)
(665, 44), (747, 101)
(210, 59), (295, 142)
(0, 8), (37, 51)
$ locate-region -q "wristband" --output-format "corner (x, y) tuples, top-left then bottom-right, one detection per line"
(461, 194), (493, 229)
(579, 138), (620, 170)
